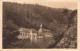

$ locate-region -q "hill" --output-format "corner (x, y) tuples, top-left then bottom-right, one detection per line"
(3, 2), (77, 48)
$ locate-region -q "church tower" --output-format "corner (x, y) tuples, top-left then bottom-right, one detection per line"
(38, 24), (42, 33)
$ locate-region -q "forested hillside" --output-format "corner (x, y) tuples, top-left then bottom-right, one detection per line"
(3, 2), (77, 48)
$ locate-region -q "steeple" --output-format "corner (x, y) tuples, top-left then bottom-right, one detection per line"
(38, 24), (42, 33)
(40, 23), (42, 29)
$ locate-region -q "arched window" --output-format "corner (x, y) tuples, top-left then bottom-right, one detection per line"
(20, 32), (22, 36)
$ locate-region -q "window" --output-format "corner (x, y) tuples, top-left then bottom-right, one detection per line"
(20, 32), (22, 36)
(20, 33), (22, 36)
(34, 35), (35, 38)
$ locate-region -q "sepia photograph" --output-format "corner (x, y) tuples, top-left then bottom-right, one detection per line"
(2, 0), (77, 49)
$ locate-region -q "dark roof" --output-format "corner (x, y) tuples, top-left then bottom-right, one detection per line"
(37, 29), (52, 36)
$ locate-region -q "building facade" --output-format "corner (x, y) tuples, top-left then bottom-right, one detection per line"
(17, 24), (53, 43)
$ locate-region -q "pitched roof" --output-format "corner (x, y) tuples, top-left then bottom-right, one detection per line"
(19, 28), (30, 33)
(18, 28), (37, 33)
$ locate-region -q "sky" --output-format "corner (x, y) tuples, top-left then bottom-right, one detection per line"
(3, 0), (77, 10)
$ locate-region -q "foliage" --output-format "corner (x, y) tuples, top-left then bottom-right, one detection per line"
(3, 2), (77, 48)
